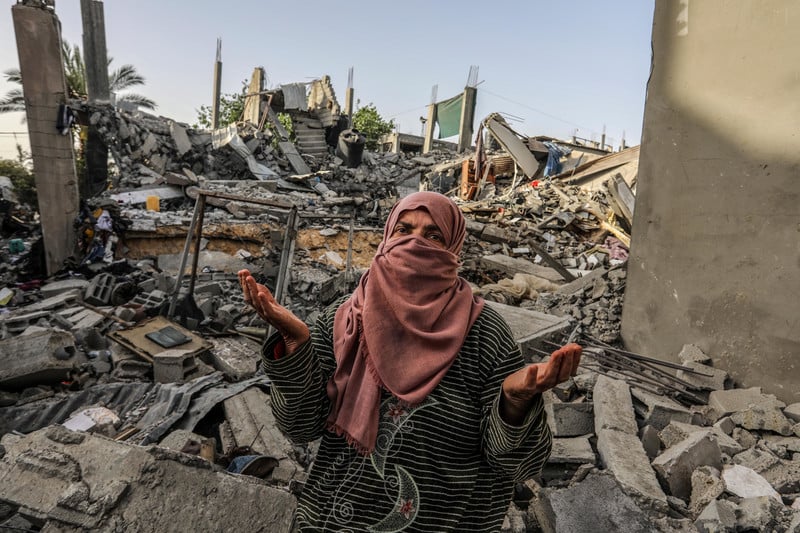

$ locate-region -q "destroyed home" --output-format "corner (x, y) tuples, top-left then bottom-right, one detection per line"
(0, 1), (798, 532)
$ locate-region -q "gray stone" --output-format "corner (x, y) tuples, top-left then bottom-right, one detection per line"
(652, 431), (722, 500)
(732, 447), (800, 494)
(689, 466), (724, 515)
(593, 375), (639, 434)
(659, 422), (743, 456)
(549, 436), (595, 464)
(640, 425), (662, 459)
(708, 387), (785, 419)
(481, 224), (510, 244)
(484, 301), (571, 361)
(631, 387), (693, 430)
(532, 472), (661, 533)
(713, 416), (735, 435)
(732, 427), (759, 449)
(40, 279), (90, 299)
(544, 401), (594, 437)
(596, 427), (667, 509)
(676, 361), (729, 391)
(694, 499), (737, 533)
(0, 427), (295, 531)
(157, 429), (207, 452)
(722, 463), (782, 500)
(730, 404), (794, 436)
(204, 336), (261, 381)
(736, 496), (786, 532)
(785, 403), (800, 423)
(678, 344), (711, 364)
(0, 329), (87, 388)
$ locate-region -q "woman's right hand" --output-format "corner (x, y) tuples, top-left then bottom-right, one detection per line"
(238, 269), (310, 355)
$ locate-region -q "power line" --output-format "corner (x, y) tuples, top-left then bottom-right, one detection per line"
(479, 87), (598, 134)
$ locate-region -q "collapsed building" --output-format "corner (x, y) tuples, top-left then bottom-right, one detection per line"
(3, 0), (800, 523)
(1, 72), (799, 531)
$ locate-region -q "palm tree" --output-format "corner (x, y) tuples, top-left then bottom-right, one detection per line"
(0, 41), (156, 114)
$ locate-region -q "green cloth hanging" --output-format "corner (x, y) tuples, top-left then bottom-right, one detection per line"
(436, 94), (463, 139)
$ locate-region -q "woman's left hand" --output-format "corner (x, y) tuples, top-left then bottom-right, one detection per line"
(500, 343), (582, 425)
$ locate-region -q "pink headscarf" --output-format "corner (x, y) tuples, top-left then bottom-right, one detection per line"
(327, 191), (485, 454)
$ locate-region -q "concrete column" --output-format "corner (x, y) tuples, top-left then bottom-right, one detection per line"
(457, 86), (477, 153)
(80, 0), (110, 197)
(422, 103), (437, 154)
(80, 0), (110, 102)
(13, 3), (80, 275)
(344, 66), (354, 128)
(622, 0), (800, 403)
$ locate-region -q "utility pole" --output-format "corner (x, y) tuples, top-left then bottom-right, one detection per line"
(211, 38), (222, 129)
(13, 1), (80, 275)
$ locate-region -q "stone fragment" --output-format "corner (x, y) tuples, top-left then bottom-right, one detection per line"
(713, 416), (735, 435)
(596, 428), (667, 509)
(652, 431), (722, 500)
(630, 387), (693, 430)
(0, 329), (86, 388)
(736, 496), (786, 532)
(639, 425), (661, 460)
(659, 422), (743, 456)
(733, 446), (800, 494)
(694, 499), (737, 533)
(730, 404), (794, 436)
(40, 279), (90, 299)
(549, 436), (595, 464)
(676, 361), (729, 391)
(708, 387), (785, 420)
(544, 401), (594, 437)
(689, 466), (725, 515)
(532, 473), (661, 533)
(678, 344), (711, 364)
(785, 403), (800, 423)
(723, 464), (781, 500)
(593, 375), (638, 434)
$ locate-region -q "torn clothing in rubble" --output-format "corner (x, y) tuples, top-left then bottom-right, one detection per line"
(262, 299), (552, 533)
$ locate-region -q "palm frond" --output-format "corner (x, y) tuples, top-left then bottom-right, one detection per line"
(0, 88), (25, 114)
(3, 68), (22, 84)
(109, 64), (145, 92)
(117, 93), (157, 111)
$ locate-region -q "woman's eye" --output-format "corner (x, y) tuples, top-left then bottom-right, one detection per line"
(428, 233), (443, 242)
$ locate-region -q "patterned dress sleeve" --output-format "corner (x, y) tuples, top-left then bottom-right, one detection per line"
(260, 302), (339, 444)
(477, 307), (553, 482)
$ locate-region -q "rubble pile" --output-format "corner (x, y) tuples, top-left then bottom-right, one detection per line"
(1, 97), (798, 531)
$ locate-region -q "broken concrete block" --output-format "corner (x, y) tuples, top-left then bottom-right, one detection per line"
(40, 279), (90, 299)
(153, 349), (198, 383)
(593, 375), (639, 434)
(723, 463), (782, 501)
(736, 496), (787, 532)
(596, 427), (667, 510)
(0, 426), (295, 531)
(694, 499), (737, 533)
(484, 301), (571, 361)
(639, 425), (661, 460)
(689, 466), (724, 515)
(730, 404), (795, 436)
(158, 428), (208, 452)
(676, 361), (729, 391)
(659, 422), (743, 456)
(678, 344), (711, 365)
(170, 121), (192, 155)
(785, 403), (800, 423)
(549, 436), (595, 464)
(652, 431), (722, 501)
(203, 336), (261, 381)
(630, 387), (693, 430)
(732, 446), (800, 494)
(223, 387), (304, 483)
(714, 416), (736, 435)
(544, 401), (594, 437)
(532, 472), (662, 533)
(708, 387), (785, 420)
(0, 329), (87, 388)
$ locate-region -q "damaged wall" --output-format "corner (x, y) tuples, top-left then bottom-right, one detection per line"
(622, 0), (800, 403)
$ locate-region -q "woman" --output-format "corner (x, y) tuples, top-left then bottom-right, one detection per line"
(239, 191), (581, 532)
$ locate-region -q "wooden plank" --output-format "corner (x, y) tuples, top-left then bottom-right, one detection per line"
(607, 173), (636, 227)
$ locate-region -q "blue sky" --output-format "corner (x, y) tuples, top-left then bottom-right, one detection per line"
(0, 0), (655, 160)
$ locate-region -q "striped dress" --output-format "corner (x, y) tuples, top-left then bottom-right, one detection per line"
(262, 299), (552, 533)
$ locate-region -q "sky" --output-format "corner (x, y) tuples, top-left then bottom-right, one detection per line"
(0, 0), (655, 161)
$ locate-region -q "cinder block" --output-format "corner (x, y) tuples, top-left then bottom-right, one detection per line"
(85, 273), (115, 306)
(153, 349), (197, 383)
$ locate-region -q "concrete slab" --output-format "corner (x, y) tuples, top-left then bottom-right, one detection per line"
(485, 301), (572, 361)
(676, 361), (729, 391)
(532, 472), (661, 533)
(548, 436), (595, 464)
(593, 375), (638, 434)
(0, 329), (86, 388)
(730, 404), (795, 436)
(659, 421), (743, 456)
(708, 387), (785, 419)
(0, 426), (295, 531)
(204, 336), (262, 381)
(39, 279), (90, 299)
(480, 254), (565, 283)
(544, 401), (594, 437)
(223, 387), (304, 484)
